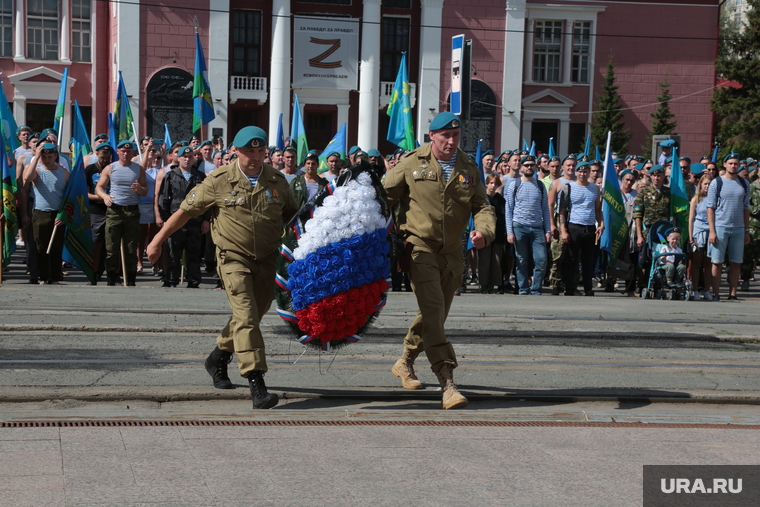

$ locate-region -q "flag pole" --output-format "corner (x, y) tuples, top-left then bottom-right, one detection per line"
(120, 241), (128, 287)
(597, 131), (613, 246)
(46, 224), (59, 254)
(0, 213), (4, 284)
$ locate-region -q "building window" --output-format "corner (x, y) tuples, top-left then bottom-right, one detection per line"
(736, 0), (742, 6)
(27, 0), (58, 60)
(382, 0), (410, 8)
(572, 21), (591, 84)
(72, 0), (90, 62)
(232, 10), (261, 76)
(0, 0), (11, 57)
(533, 20), (562, 83)
(380, 17), (410, 82)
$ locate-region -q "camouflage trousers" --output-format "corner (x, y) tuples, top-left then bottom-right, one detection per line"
(549, 236), (567, 288)
(741, 237), (760, 280)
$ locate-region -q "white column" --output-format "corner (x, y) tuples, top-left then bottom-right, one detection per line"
(559, 118), (570, 157)
(268, 0), (291, 142)
(501, 0), (526, 150)
(13, 97), (26, 128)
(587, 19), (598, 126)
(209, 0), (230, 140)
(357, 0), (381, 150)
(521, 118), (531, 146)
(116, 0), (140, 133)
(417, 0), (444, 143)
(337, 104), (349, 131)
(14, 0), (24, 59)
(523, 16), (533, 83)
(60, 0), (71, 62)
(563, 20), (574, 85)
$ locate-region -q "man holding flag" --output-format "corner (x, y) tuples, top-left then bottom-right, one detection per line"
(21, 143), (69, 284)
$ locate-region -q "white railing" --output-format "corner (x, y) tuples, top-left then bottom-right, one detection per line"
(379, 81), (417, 109)
(229, 76), (268, 104)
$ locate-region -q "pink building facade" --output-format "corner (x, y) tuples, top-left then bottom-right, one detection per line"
(0, 0), (719, 158)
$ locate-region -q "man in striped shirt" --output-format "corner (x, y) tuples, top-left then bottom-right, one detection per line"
(505, 155), (552, 295)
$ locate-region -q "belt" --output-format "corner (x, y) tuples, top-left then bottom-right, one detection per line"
(110, 204), (139, 211)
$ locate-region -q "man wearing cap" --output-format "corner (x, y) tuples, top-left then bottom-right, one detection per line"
(198, 140), (216, 175)
(39, 129), (69, 170)
(679, 157), (696, 200)
(85, 143), (115, 282)
(505, 155), (551, 295)
(95, 141), (148, 286)
(633, 164), (672, 290)
(658, 139), (675, 166)
(348, 146), (362, 166)
(558, 161), (604, 296)
(280, 146), (301, 183)
(290, 150), (327, 209)
(323, 152), (342, 181)
(157, 145), (209, 288)
(481, 150), (495, 175)
(383, 112), (496, 410)
(19, 143), (69, 284)
(706, 154), (751, 300)
(547, 154), (577, 295)
(148, 126), (298, 410)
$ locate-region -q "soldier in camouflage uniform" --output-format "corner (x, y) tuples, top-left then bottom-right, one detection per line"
(740, 178), (760, 289)
(632, 165), (673, 289)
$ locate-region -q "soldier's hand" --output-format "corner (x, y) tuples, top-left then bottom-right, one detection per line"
(470, 230), (486, 249)
(709, 232), (718, 245)
(155, 216), (164, 228)
(746, 231), (751, 245)
(637, 235), (644, 248)
(201, 220), (210, 234)
(561, 231), (570, 244)
(147, 239), (162, 265)
(545, 232), (552, 244)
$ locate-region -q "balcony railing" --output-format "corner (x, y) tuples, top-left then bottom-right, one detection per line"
(230, 76), (268, 104)
(379, 81), (416, 109)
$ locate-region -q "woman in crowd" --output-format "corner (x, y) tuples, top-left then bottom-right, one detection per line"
(688, 174), (715, 300)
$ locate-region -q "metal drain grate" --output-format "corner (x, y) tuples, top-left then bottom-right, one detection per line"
(1, 420), (759, 429)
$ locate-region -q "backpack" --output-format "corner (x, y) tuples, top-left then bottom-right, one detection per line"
(714, 176), (749, 203)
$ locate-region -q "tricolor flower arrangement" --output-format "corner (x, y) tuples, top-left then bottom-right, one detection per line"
(275, 162), (391, 350)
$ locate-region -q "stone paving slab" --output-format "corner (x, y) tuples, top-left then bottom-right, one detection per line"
(0, 423), (757, 507)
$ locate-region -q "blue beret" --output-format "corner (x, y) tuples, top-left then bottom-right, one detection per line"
(690, 163), (705, 175)
(177, 146), (194, 157)
(327, 151), (341, 159)
(232, 126), (267, 148)
(723, 152), (740, 163)
(612, 158), (624, 165)
(680, 156), (691, 164)
(41, 128), (57, 139)
(624, 154), (635, 161)
(367, 148), (382, 158)
(576, 161), (590, 170)
(429, 112), (461, 131)
(29, 132), (40, 140)
(348, 146), (362, 155)
(481, 150), (494, 159)
(520, 155), (536, 165)
(660, 139), (676, 148)
(562, 154), (577, 164)
(305, 150), (320, 161)
(199, 140), (213, 148)
(16, 125), (31, 135)
(354, 150), (368, 158)
(283, 145), (296, 153)
(95, 142), (112, 152)
(40, 142), (57, 153)
(620, 169), (634, 178)
(635, 163), (645, 171)
(94, 133), (109, 141)
(467, 153), (476, 161)
(213, 150), (222, 159)
(649, 164), (665, 174)
(117, 140), (136, 150)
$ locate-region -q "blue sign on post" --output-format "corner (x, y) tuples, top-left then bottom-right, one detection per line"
(451, 34), (464, 115)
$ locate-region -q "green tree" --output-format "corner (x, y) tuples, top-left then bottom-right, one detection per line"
(642, 79), (678, 158)
(591, 56), (632, 155)
(712, 0), (760, 158)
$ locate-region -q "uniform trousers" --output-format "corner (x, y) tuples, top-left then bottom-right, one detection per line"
(216, 249), (277, 376)
(32, 209), (64, 282)
(105, 206), (140, 276)
(404, 246), (461, 372)
(564, 223), (596, 294)
(167, 223), (202, 285)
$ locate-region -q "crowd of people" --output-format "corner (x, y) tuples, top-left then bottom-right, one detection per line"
(6, 126), (757, 302)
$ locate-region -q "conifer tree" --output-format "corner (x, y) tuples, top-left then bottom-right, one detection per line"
(591, 56), (632, 155)
(643, 79), (677, 158)
(712, 0), (760, 157)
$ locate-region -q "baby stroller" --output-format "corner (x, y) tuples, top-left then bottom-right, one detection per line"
(639, 220), (695, 301)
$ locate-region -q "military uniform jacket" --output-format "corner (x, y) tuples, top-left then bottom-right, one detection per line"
(289, 173), (328, 209)
(383, 143), (496, 255)
(632, 184), (671, 230)
(179, 160), (298, 260)
(748, 179), (760, 240)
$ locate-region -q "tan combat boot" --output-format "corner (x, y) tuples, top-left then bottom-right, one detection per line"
(391, 348), (423, 389)
(434, 364), (468, 410)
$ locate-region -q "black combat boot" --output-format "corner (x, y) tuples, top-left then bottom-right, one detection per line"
(248, 371), (278, 409)
(126, 273), (136, 286)
(106, 273), (118, 286)
(204, 347), (233, 389)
